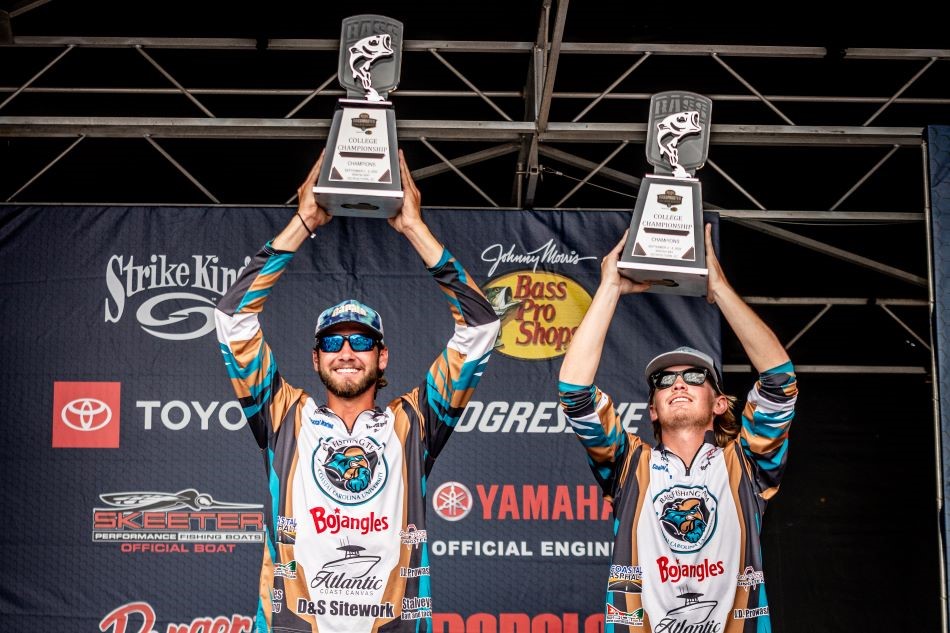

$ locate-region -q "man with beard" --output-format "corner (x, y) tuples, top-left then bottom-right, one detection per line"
(558, 228), (797, 632)
(214, 151), (500, 633)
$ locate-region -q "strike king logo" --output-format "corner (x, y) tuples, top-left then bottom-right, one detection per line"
(653, 485), (718, 553)
(52, 381), (121, 448)
(92, 488), (264, 553)
(481, 271), (591, 360)
(313, 437), (388, 505)
(104, 253), (249, 341)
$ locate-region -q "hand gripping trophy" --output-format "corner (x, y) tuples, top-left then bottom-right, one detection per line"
(314, 15), (405, 218)
(618, 91), (713, 295)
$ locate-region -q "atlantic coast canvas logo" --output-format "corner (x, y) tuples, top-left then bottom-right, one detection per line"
(52, 381), (121, 448)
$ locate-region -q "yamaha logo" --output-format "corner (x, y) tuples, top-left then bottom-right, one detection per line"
(61, 398), (113, 432)
(432, 481), (473, 521)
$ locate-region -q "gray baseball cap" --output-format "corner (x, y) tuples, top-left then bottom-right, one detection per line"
(644, 346), (723, 393)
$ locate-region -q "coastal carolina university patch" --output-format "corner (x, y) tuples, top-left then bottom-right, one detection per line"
(313, 436), (389, 505)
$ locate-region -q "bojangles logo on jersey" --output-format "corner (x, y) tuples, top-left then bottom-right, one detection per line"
(313, 437), (388, 505)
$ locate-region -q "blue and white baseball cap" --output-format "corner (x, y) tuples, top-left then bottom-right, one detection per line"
(314, 299), (385, 343)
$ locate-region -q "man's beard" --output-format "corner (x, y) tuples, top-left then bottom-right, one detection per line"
(661, 407), (713, 433)
(318, 364), (381, 399)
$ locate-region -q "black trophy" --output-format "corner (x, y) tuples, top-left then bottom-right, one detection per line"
(314, 15), (404, 218)
(618, 91), (713, 296)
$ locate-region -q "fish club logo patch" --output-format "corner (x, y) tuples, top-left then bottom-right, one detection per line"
(313, 437), (388, 505)
(653, 485), (718, 552)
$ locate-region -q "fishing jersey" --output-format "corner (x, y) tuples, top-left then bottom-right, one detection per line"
(559, 362), (796, 632)
(214, 242), (500, 633)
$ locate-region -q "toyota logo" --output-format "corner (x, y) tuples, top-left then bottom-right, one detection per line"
(432, 481), (473, 521)
(61, 398), (113, 432)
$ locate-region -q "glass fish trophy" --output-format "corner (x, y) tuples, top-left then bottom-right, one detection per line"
(314, 15), (404, 218)
(618, 91), (713, 295)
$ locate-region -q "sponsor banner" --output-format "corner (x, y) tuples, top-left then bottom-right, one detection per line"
(0, 206), (719, 627)
(103, 253), (250, 341)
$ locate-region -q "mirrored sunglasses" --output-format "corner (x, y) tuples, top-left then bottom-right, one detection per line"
(650, 367), (711, 390)
(316, 333), (379, 353)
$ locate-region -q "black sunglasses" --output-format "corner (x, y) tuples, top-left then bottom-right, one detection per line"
(650, 367), (712, 390)
(315, 333), (379, 353)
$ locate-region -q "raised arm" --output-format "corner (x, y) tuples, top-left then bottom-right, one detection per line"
(213, 152), (332, 447)
(706, 223), (796, 496)
(559, 231), (651, 386)
(557, 233), (651, 498)
(387, 150), (444, 267)
(272, 151), (333, 252)
(388, 152), (500, 463)
(704, 223), (790, 373)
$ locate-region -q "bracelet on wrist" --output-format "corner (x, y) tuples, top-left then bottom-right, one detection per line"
(296, 211), (316, 239)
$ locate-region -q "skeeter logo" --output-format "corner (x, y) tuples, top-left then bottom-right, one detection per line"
(103, 253), (249, 340)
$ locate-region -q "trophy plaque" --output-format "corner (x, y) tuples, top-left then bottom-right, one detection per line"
(618, 91), (713, 296)
(314, 15), (404, 218)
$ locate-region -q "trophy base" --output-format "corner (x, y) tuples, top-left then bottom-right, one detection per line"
(312, 186), (404, 218)
(618, 261), (708, 296)
(618, 173), (708, 297)
(314, 100), (402, 219)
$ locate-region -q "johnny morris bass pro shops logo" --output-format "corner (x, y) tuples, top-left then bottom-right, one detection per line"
(479, 238), (596, 361)
(653, 485), (717, 553)
(480, 271), (591, 361)
(313, 437), (388, 505)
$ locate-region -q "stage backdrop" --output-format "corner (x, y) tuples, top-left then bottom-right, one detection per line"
(930, 124), (950, 629)
(0, 206), (721, 632)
